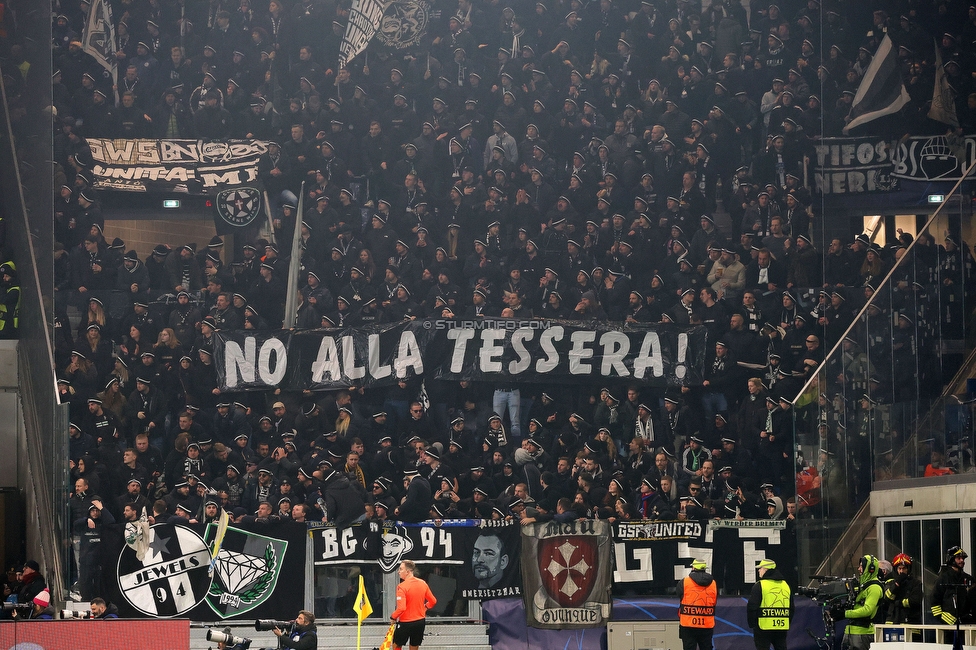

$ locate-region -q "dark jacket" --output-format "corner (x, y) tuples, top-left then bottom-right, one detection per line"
(397, 476), (432, 523)
(884, 572), (923, 624)
(323, 472), (366, 528)
(278, 623), (317, 649)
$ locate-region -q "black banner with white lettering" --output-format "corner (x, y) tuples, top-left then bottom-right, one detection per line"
(214, 321), (707, 391)
(88, 138), (268, 195)
(457, 520), (522, 600)
(100, 520), (306, 620)
(309, 518), (790, 614)
(311, 520), (521, 600)
(813, 137), (898, 194)
(611, 519), (792, 595)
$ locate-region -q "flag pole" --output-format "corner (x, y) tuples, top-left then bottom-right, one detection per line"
(282, 182), (305, 329)
(263, 190), (277, 244)
(354, 573), (373, 650)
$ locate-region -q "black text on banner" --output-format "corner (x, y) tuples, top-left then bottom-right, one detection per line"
(88, 139), (268, 195)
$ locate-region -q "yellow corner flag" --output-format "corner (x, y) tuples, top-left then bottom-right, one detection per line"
(354, 574), (373, 623)
(353, 574), (373, 650)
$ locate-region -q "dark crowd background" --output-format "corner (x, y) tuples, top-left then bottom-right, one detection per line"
(10, 0), (975, 602)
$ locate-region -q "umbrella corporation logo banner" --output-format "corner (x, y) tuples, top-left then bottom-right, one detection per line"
(117, 524), (287, 618)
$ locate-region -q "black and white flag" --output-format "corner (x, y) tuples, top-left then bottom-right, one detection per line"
(338, 0), (386, 67)
(844, 35), (910, 133)
(83, 0), (117, 88)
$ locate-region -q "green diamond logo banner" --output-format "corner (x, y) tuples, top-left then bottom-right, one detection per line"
(203, 524), (288, 618)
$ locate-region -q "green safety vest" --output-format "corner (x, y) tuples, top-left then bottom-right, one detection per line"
(758, 579), (791, 630)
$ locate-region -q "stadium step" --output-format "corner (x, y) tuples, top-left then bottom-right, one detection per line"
(188, 621), (491, 650)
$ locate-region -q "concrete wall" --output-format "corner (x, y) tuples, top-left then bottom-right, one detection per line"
(0, 341), (20, 487)
(871, 480), (976, 517)
(104, 219), (219, 262)
(0, 341), (25, 570)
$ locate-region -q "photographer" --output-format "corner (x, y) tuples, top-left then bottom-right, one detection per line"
(930, 546), (973, 626)
(840, 555), (884, 650)
(747, 558), (792, 650)
(210, 626), (248, 650)
(89, 597), (119, 619)
(13, 588), (53, 620)
(271, 610), (316, 650)
(884, 554), (922, 624)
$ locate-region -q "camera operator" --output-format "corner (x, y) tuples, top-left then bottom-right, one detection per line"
(839, 555), (884, 650)
(271, 610), (316, 649)
(748, 558), (792, 650)
(930, 546), (973, 626)
(884, 554), (922, 624)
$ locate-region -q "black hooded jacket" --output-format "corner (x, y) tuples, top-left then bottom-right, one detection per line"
(323, 472), (366, 527)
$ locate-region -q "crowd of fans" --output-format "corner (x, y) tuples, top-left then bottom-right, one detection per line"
(44, 0), (976, 603)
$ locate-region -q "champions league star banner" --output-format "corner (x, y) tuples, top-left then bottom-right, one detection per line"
(87, 138), (268, 197)
(215, 321), (707, 391)
(520, 519), (612, 629)
(102, 521), (306, 620)
(611, 519), (791, 594)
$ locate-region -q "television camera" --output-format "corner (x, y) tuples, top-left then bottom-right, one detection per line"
(796, 575), (859, 648)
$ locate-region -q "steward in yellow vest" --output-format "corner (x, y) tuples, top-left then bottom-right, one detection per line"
(748, 558), (793, 650)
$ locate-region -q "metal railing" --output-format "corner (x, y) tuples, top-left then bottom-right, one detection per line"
(0, 49), (68, 596)
(792, 160), (976, 584)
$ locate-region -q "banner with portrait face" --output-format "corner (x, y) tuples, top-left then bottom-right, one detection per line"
(312, 520), (521, 600)
(456, 520), (522, 600)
